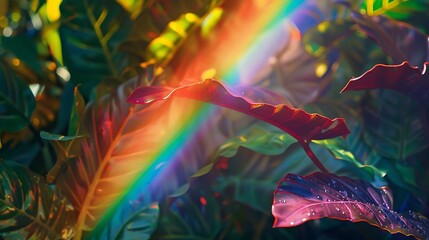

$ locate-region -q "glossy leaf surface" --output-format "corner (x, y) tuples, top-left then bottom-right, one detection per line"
(0, 162), (77, 239)
(211, 124), (385, 213)
(59, 0), (132, 97)
(314, 138), (386, 181)
(0, 60), (35, 134)
(128, 79), (350, 143)
(114, 202), (159, 240)
(341, 62), (429, 101)
(217, 123), (296, 158)
(272, 172), (429, 239)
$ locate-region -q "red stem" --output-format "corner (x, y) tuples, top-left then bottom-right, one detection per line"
(301, 142), (329, 173)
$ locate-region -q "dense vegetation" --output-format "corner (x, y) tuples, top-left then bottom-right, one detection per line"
(0, 0), (429, 239)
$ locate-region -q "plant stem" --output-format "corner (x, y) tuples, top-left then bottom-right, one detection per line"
(301, 142), (329, 173)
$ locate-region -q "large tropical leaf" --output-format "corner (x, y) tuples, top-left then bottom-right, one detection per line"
(341, 62), (429, 101)
(114, 202), (159, 240)
(216, 123), (296, 158)
(120, 0), (223, 68)
(152, 185), (223, 239)
(59, 0), (132, 97)
(0, 162), (77, 239)
(42, 87), (87, 183)
(128, 79), (350, 172)
(85, 101), (227, 239)
(317, 124), (420, 193)
(351, 12), (429, 67)
(359, 90), (428, 161)
(52, 67), (226, 238)
(1, 34), (44, 75)
(0, 60), (35, 135)
(209, 123), (385, 213)
(272, 172), (429, 240)
(314, 138), (387, 182)
(360, 0), (429, 33)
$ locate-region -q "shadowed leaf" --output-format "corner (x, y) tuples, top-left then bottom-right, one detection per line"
(272, 172), (429, 240)
(351, 12), (429, 68)
(152, 185), (222, 239)
(59, 0), (132, 97)
(0, 162), (77, 239)
(0, 60), (35, 135)
(114, 202), (159, 240)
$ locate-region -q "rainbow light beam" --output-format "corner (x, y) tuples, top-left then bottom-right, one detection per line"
(89, 1), (304, 237)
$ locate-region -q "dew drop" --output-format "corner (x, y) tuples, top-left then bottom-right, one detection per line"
(290, 221), (294, 225)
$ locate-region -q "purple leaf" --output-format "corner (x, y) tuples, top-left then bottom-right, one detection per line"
(272, 172), (429, 240)
(341, 62), (429, 101)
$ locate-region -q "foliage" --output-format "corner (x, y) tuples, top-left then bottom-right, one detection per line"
(0, 0), (428, 239)
(273, 172), (429, 239)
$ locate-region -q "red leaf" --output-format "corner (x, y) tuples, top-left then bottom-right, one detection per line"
(128, 80), (350, 172)
(341, 62), (429, 100)
(128, 80), (349, 142)
(273, 172), (429, 240)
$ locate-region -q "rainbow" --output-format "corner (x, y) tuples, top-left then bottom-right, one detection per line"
(90, 0), (304, 236)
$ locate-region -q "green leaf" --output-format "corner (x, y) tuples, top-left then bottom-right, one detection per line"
(217, 123), (296, 158)
(1, 32), (44, 75)
(207, 123), (385, 213)
(342, 124), (420, 195)
(121, 0), (222, 67)
(0, 162), (77, 239)
(40, 87), (87, 183)
(59, 0), (132, 97)
(362, 90), (429, 161)
(152, 185), (222, 239)
(361, 0), (429, 32)
(0, 60), (35, 135)
(313, 138), (387, 182)
(50, 66), (227, 239)
(67, 87), (86, 136)
(115, 202), (159, 240)
(115, 0), (145, 19)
